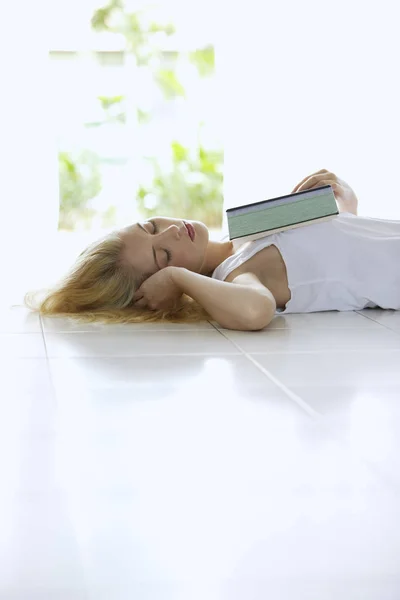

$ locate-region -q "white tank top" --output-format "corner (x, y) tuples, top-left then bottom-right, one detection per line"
(212, 213), (400, 314)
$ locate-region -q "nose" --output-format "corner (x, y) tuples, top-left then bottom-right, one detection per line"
(163, 224), (182, 239)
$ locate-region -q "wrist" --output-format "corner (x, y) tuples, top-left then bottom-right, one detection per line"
(168, 266), (188, 286)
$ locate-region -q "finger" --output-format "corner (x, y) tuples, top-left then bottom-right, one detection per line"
(291, 170), (328, 192)
(133, 297), (147, 308)
(291, 169), (328, 193)
(300, 181), (340, 197)
(293, 174), (335, 194)
(308, 181), (336, 191)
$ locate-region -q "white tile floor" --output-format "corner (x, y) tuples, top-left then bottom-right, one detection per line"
(1, 305), (400, 600)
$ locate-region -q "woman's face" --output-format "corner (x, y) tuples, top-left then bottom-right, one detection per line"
(119, 216), (209, 282)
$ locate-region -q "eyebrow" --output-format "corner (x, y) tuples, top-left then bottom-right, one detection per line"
(137, 222), (160, 270)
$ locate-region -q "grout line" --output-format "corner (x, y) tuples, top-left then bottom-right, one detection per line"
(41, 325), (221, 334)
(214, 321), (400, 490)
(38, 313), (60, 407)
(45, 352), (243, 358)
(244, 353), (321, 418)
(355, 310), (400, 333)
(248, 347), (400, 354)
(38, 314), (49, 358)
(213, 326), (400, 491)
(211, 324), (320, 418)
(207, 346), (400, 356)
(40, 328), (217, 334)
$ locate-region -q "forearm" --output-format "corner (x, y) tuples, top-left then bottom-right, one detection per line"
(171, 268), (276, 330)
(335, 186), (359, 215)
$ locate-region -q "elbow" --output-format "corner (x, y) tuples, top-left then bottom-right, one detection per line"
(238, 296), (277, 331)
(244, 310), (275, 331)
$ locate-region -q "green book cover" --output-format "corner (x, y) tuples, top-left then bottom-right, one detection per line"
(227, 185), (339, 241)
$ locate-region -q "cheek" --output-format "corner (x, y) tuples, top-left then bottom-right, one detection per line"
(175, 248), (201, 270)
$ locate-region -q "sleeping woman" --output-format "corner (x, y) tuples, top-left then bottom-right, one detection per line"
(25, 169), (400, 330)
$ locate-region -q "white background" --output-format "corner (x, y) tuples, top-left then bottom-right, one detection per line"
(220, 0), (400, 222)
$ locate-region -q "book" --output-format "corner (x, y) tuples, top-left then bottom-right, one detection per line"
(226, 184), (339, 242)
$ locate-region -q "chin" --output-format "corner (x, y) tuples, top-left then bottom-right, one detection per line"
(193, 220), (209, 242)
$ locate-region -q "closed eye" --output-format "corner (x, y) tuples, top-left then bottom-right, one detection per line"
(150, 220), (172, 265)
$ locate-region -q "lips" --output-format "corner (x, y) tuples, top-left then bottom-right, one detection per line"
(184, 221), (195, 242)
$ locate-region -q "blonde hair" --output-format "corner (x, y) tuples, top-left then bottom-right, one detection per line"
(24, 231), (210, 324)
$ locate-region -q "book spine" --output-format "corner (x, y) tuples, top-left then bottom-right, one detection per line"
(226, 185), (332, 215)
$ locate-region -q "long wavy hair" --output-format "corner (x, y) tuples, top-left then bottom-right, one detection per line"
(24, 231), (210, 324)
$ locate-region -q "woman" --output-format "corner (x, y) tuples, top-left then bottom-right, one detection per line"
(25, 169), (400, 330)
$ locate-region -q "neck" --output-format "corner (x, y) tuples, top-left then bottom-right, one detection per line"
(199, 240), (234, 276)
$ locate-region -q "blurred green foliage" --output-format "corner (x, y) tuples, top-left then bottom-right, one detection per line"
(189, 47), (215, 77)
(58, 151), (102, 230)
(91, 0), (181, 98)
(91, 0), (214, 102)
(154, 69), (186, 99)
(137, 141), (223, 228)
(91, 0), (176, 60)
(58, 1), (222, 230)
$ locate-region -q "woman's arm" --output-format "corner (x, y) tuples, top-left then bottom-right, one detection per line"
(171, 267), (276, 330)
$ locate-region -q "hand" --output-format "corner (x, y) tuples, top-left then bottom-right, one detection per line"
(132, 266), (183, 311)
(291, 168), (358, 215)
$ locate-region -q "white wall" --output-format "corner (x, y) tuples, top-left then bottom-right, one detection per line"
(0, 0), (59, 301)
(221, 1), (400, 222)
